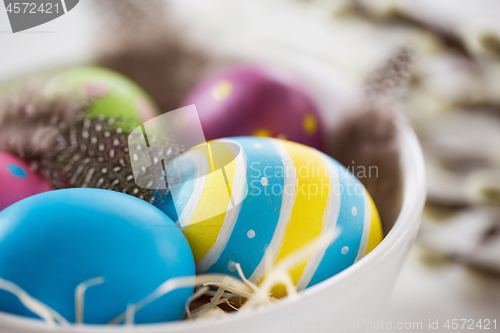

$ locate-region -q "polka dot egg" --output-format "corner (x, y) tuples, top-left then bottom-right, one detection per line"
(182, 65), (324, 150)
(158, 137), (382, 297)
(0, 152), (52, 211)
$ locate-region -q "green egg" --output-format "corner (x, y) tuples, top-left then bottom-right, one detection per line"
(46, 67), (159, 131)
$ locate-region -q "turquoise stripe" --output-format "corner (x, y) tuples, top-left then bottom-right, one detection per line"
(306, 158), (365, 288)
(205, 137), (284, 279)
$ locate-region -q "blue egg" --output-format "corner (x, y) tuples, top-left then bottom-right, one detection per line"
(0, 189), (195, 324)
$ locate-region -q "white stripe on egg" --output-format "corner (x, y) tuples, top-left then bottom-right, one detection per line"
(175, 151), (208, 229)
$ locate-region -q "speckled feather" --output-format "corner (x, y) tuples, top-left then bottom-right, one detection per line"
(0, 89), (182, 206)
(37, 115), (182, 205)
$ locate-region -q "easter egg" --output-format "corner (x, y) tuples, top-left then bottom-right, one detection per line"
(46, 66), (159, 131)
(182, 65), (324, 149)
(0, 152), (52, 211)
(158, 137), (382, 297)
(0, 189), (195, 324)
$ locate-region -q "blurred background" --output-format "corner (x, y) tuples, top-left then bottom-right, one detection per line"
(1, 0), (500, 331)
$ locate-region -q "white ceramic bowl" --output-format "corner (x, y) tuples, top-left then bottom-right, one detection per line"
(0, 114), (426, 333)
(0, 4), (425, 329)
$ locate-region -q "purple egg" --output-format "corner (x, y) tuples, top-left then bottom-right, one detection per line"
(182, 65), (324, 149)
(0, 152), (53, 211)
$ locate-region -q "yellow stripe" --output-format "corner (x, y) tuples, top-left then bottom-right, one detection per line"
(363, 195), (383, 256)
(207, 142), (216, 172)
(182, 143), (237, 262)
(273, 141), (330, 296)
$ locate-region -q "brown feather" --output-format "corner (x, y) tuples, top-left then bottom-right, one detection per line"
(327, 47), (414, 233)
(90, 0), (226, 114)
(0, 85), (87, 164)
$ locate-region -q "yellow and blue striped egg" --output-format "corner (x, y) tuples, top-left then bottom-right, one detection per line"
(158, 137), (382, 295)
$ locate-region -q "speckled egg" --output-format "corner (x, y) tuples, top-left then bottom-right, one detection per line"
(0, 152), (52, 211)
(158, 137), (382, 297)
(0, 189), (195, 324)
(46, 66), (159, 131)
(182, 65), (324, 149)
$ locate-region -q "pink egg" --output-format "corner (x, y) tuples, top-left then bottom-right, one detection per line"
(0, 152), (53, 211)
(182, 65), (324, 149)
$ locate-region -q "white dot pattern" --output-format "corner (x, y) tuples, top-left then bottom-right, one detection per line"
(227, 260), (237, 272)
(247, 230), (256, 239)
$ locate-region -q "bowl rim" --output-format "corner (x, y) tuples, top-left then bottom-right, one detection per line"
(0, 114), (427, 332)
